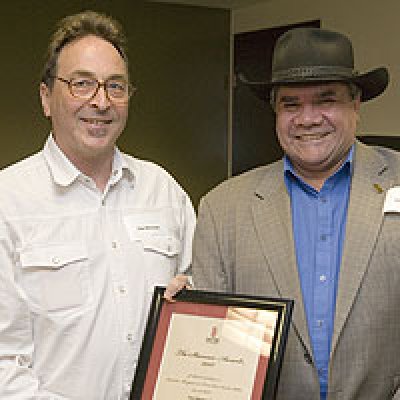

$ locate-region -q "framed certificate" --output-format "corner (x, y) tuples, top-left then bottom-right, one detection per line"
(130, 287), (293, 400)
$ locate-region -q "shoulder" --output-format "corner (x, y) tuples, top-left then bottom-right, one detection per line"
(355, 140), (400, 176)
(0, 151), (49, 216)
(122, 152), (182, 185)
(121, 152), (192, 200)
(0, 152), (45, 186)
(372, 145), (400, 165)
(201, 160), (282, 207)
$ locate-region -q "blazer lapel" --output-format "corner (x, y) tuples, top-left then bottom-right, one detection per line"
(251, 163), (313, 357)
(331, 142), (388, 354)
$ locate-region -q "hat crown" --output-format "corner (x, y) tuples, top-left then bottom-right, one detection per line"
(272, 28), (355, 79)
(240, 26), (389, 103)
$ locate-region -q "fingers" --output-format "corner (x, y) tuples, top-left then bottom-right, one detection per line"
(164, 274), (191, 302)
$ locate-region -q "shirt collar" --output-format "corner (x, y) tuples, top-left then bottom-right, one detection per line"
(43, 134), (136, 187)
(110, 147), (136, 187)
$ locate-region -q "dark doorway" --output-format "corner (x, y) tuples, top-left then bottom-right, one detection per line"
(232, 20), (320, 176)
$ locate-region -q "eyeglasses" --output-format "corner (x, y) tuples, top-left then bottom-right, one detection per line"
(52, 76), (136, 103)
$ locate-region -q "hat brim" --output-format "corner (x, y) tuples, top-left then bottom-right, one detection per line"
(239, 67), (389, 103)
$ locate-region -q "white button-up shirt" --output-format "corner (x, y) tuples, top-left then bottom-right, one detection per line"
(0, 136), (196, 399)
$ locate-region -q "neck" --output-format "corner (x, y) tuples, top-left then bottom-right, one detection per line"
(292, 160), (347, 192)
(68, 151), (114, 192)
(297, 175), (327, 191)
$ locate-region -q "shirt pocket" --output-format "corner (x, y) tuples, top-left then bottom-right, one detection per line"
(17, 243), (92, 315)
(141, 235), (181, 257)
(123, 209), (183, 289)
(140, 235), (181, 291)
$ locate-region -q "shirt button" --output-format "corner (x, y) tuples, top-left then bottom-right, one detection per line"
(320, 234), (327, 241)
(319, 275), (327, 282)
(112, 241), (117, 249)
(320, 196), (327, 203)
(52, 256), (60, 265)
(127, 333), (133, 341)
(317, 319), (324, 327)
(119, 285), (126, 294)
(101, 199), (106, 206)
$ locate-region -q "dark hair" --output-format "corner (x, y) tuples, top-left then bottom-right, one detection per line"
(41, 10), (128, 89)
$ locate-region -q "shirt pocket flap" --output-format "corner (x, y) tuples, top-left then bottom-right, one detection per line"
(19, 244), (88, 270)
(142, 236), (180, 257)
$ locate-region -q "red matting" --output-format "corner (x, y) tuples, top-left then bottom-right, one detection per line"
(251, 353), (269, 399)
(141, 301), (271, 399)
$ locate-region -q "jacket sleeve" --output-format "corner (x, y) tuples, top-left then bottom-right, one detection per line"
(192, 195), (234, 292)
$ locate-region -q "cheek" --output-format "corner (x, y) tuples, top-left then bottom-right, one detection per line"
(275, 116), (292, 146)
(52, 96), (81, 120)
(348, 112), (359, 132)
(116, 106), (129, 126)
(334, 111), (358, 141)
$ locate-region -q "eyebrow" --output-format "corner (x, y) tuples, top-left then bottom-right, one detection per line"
(69, 70), (127, 80)
(278, 89), (339, 104)
(317, 89), (338, 98)
(278, 95), (299, 103)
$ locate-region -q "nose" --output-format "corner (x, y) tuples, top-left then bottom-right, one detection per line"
(293, 104), (323, 128)
(89, 83), (111, 110)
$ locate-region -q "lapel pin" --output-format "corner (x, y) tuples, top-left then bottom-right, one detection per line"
(373, 183), (384, 194)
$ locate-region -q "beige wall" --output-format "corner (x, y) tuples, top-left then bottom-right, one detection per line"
(233, 0), (400, 135)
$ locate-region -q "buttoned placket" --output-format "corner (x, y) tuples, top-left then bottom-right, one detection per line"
(314, 183), (333, 377)
(96, 170), (135, 398)
(104, 170), (140, 398)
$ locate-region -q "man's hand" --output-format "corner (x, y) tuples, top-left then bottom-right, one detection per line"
(164, 274), (191, 302)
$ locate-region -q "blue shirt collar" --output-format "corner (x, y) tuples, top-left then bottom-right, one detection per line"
(284, 144), (354, 184)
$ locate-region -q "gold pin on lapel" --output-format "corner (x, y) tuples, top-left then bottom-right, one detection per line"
(373, 183), (384, 194)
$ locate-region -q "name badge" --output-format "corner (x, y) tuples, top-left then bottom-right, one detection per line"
(383, 187), (400, 213)
(123, 211), (170, 240)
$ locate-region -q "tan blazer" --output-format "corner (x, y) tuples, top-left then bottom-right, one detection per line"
(192, 141), (400, 400)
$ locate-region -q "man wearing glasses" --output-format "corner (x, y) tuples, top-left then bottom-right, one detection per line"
(0, 10), (195, 399)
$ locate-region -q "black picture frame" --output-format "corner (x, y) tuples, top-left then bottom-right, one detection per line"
(130, 287), (293, 400)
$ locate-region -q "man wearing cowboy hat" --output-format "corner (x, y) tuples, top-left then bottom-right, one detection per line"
(191, 27), (400, 399)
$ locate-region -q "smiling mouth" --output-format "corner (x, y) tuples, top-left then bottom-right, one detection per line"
(80, 117), (112, 125)
(295, 132), (331, 141)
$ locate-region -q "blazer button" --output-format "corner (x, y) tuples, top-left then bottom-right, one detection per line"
(304, 352), (313, 365)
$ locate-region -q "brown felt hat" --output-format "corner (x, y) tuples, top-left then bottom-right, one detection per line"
(241, 27), (389, 102)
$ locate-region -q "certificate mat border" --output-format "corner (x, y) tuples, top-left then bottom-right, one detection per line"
(130, 287), (293, 400)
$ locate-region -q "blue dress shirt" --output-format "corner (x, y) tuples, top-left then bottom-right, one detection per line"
(284, 148), (353, 400)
